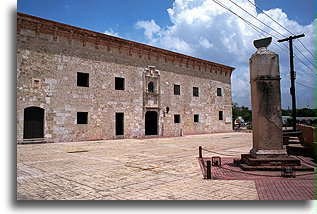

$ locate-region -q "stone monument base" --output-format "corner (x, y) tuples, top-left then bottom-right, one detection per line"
(234, 154), (314, 171)
(250, 148), (288, 159)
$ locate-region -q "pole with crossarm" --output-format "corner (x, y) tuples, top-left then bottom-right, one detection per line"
(277, 34), (305, 131)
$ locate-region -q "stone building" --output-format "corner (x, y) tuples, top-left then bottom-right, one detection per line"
(17, 13), (235, 143)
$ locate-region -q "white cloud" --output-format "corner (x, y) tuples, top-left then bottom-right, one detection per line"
(104, 28), (120, 37)
(135, 0), (316, 108)
(199, 38), (214, 49)
(135, 19), (161, 40)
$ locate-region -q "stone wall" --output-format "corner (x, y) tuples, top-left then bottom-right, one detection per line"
(296, 124), (316, 156)
(17, 13), (235, 143)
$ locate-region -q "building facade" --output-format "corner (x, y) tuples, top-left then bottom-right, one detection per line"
(17, 13), (235, 143)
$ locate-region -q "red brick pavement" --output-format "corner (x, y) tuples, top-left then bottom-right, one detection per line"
(198, 156), (316, 200)
(255, 179), (315, 200)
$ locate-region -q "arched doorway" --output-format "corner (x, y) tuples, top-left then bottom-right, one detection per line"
(145, 111), (158, 135)
(23, 107), (44, 139)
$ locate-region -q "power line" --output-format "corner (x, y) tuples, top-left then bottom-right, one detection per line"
(228, 0), (285, 38)
(278, 34), (305, 131)
(284, 70), (316, 88)
(247, 0), (293, 35)
(226, 0), (316, 75)
(293, 54), (317, 75)
(211, 0), (316, 75)
(211, 0), (289, 54)
(296, 81), (316, 90)
(247, 0), (316, 60)
(211, 0), (271, 37)
(293, 43), (316, 68)
(297, 39), (316, 60)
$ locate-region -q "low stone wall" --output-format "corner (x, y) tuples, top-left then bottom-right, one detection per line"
(296, 124), (316, 156)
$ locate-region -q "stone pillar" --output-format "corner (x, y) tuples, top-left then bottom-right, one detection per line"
(234, 38), (313, 171)
(249, 47), (287, 158)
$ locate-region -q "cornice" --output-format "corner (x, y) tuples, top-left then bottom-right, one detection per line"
(17, 12), (235, 75)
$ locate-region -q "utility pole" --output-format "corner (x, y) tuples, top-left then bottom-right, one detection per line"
(277, 34), (305, 131)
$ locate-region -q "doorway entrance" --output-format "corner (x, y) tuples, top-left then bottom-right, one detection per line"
(145, 111), (158, 136)
(23, 107), (44, 139)
(115, 112), (124, 136)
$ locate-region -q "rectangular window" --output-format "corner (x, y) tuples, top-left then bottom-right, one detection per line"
(174, 84), (180, 95)
(219, 111), (223, 120)
(217, 88), (222, 96)
(115, 113), (124, 135)
(193, 87), (199, 97)
(194, 114), (199, 123)
(174, 114), (180, 123)
(77, 112), (88, 124)
(115, 77), (125, 90)
(77, 72), (89, 87)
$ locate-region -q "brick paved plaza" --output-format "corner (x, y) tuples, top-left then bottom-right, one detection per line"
(17, 132), (316, 200)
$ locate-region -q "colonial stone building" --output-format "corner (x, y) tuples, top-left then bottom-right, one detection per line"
(17, 13), (235, 143)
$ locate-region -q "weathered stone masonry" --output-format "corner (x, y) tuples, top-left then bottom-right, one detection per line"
(17, 12), (235, 143)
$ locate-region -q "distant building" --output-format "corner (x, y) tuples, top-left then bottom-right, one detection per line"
(17, 13), (235, 143)
(234, 116), (245, 126)
(282, 116), (316, 126)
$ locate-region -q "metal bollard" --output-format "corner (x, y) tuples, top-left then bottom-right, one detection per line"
(206, 160), (211, 179)
(199, 146), (202, 158)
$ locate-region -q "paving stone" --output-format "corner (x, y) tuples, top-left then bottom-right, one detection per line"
(17, 132), (315, 200)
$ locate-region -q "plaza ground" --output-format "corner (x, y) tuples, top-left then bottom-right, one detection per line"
(17, 132), (316, 200)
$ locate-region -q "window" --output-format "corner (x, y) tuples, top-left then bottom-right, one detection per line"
(77, 72), (89, 87)
(77, 112), (88, 124)
(193, 87), (199, 97)
(174, 114), (180, 123)
(148, 81), (154, 93)
(32, 78), (41, 89)
(194, 114), (199, 123)
(219, 111), (223, 120)
(174, 84), (180, 95)
(115, 77), (125, 90)
(217, 88), (222, 96)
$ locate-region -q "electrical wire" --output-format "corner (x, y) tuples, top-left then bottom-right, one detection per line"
(211, 0), (289, 54)
(293, 54), (317, 75)
(296, 81), (316, 90)
(228, 0), (285, 38)
(247, 0), (316, 60)
(211, 0), (272, 38)
(211, 0), (316, 75)
(293, 44), (316, 68)
(297, 39), (317, 60)
(237, 0), (317, 73)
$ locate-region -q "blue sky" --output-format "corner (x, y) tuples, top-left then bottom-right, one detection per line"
(17, 0), (316, 41)
(17, 0), (174, 42)
(17, 0), (316, 109)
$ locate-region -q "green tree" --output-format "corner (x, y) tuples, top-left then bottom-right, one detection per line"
(282, 109), (291, 116)
(282, 108), (316, 117)
(232, 102), (252, 127)
(296, 108), (316, 117)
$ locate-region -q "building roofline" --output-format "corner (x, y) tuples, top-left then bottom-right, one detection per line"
(17, 12), (235, 74)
